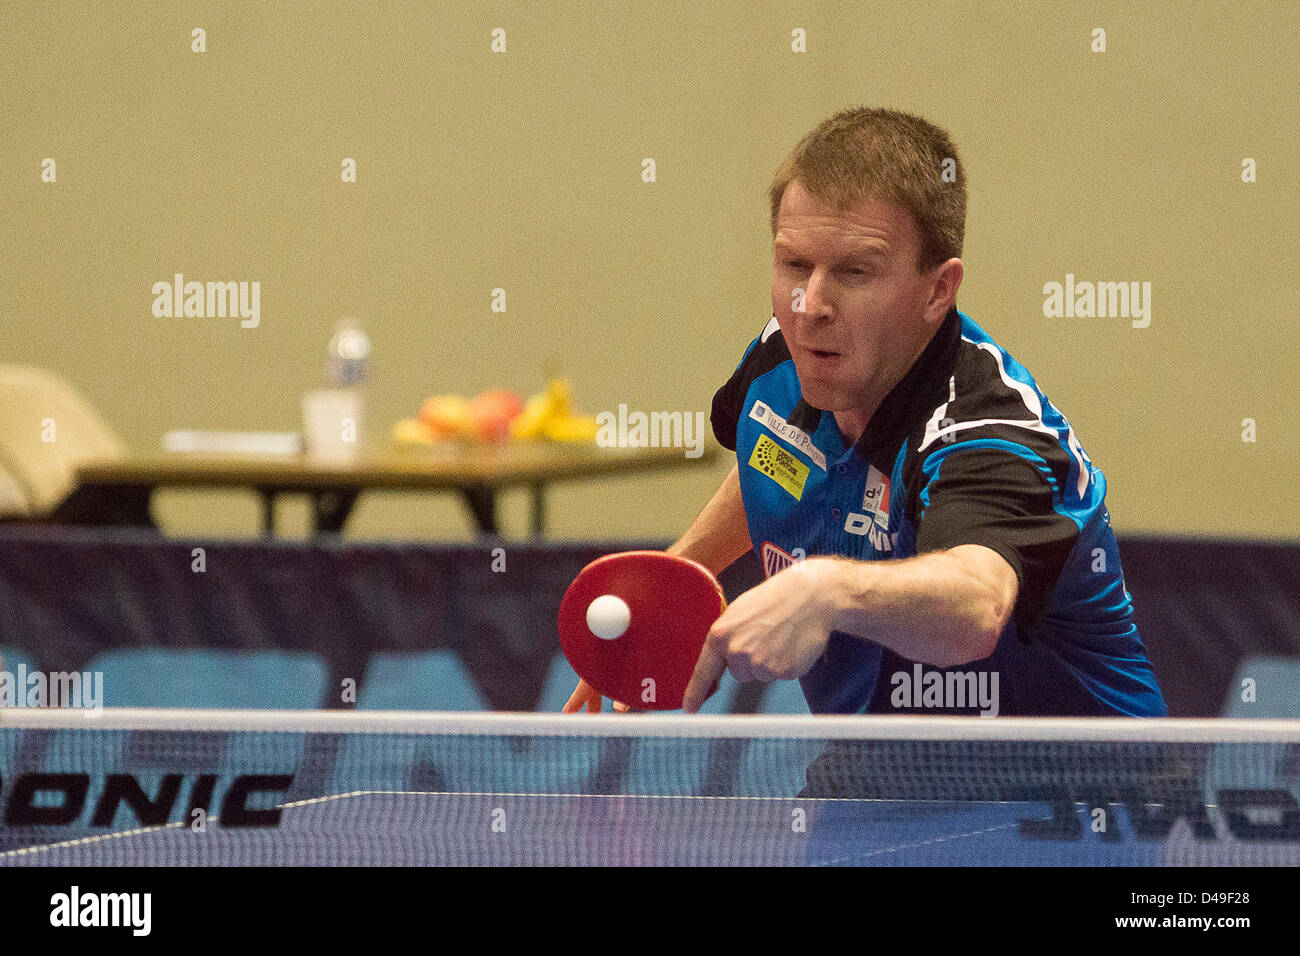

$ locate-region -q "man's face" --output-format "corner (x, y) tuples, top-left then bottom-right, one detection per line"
(771, 181), (957, 424)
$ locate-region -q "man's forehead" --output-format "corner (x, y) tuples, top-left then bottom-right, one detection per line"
(775, 183), (915, 251)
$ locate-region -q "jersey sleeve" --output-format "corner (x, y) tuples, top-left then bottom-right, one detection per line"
(912, 445), (1080, 637)
(710, 318), (790, 451)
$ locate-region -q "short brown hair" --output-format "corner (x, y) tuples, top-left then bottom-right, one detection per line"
(768, 107), (966, 271)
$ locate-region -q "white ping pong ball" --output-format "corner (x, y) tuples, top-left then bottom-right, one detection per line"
(586, 594), (631, 641)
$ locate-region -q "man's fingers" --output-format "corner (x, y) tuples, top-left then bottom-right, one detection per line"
(683, 638), (728, 714)
(563, 681), (601, 714)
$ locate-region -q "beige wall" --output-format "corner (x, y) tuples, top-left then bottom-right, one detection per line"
(3, 1), (1296, 541)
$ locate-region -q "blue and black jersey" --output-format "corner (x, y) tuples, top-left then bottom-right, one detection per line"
(711, 306), (1166, 718)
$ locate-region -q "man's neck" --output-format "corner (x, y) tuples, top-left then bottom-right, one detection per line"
(832, 403), (880, 447)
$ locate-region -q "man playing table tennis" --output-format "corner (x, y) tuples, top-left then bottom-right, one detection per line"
(566, 106), (1165, 719)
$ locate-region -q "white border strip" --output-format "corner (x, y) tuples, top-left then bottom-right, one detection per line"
(1, 708), (1298, 742)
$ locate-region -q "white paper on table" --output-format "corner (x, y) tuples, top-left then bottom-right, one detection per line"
(162, 430), (304, 455)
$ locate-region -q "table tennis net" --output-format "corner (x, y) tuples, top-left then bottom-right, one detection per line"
(1, 711), (1297, 866)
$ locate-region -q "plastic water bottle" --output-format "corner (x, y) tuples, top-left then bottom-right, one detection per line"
(326, 318), (371, 387)
(307, 318), (371, 460)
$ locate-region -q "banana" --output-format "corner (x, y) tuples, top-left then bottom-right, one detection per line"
(509, 377), (576, 440)
(509, 393), (554, 440)
(546, 377), (573, 417)
(542, 414), (601, 444)
(391, 418), (438, 445)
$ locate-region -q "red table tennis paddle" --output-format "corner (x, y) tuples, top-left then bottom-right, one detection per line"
(558, 551), (726, 711)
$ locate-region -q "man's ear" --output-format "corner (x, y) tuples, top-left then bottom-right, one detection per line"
(927, 258), (963, 323)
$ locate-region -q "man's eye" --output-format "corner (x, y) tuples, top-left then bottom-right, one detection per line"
(784, 260), (809, 270)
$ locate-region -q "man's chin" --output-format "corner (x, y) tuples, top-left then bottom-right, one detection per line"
(792, 375), (839, 411)
(798, 384), (877, 420)
(793, 363), (878, 413)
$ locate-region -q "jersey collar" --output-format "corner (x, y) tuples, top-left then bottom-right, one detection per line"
(790, 305), (962, 471)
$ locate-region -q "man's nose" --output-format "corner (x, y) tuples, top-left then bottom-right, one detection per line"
(796, 269), (833, 319)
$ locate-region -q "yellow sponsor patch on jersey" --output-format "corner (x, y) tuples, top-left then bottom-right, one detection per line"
(748, 434), (810, 500)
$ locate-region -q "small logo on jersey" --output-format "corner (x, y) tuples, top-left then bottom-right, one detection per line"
(860, 465), (890, 526)
(748, 435), (810, 500)
(748, 401), (827, 470)
(761, 542), (803, 578)
(845, 466), (893, 550)
(844, 513), (895, 551)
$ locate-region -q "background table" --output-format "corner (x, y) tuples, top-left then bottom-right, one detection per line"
(70, 441), (719, 536)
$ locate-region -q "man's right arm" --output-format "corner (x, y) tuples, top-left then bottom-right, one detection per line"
(666, 463), (752, 576)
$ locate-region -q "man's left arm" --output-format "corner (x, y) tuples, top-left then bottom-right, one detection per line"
(682, 447), (1078, 712)
(681, 547), (1016, 712)
(827, 545), (1018, 665)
